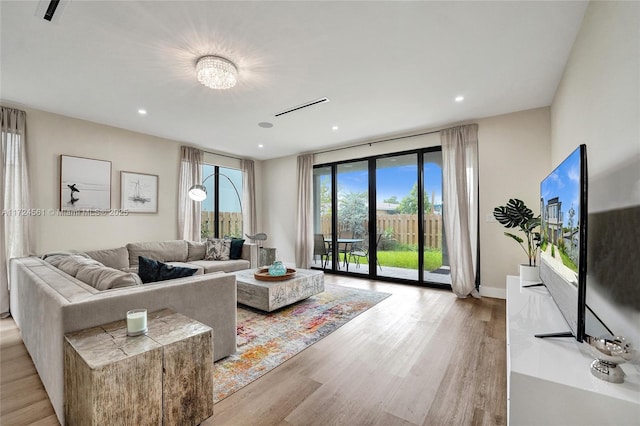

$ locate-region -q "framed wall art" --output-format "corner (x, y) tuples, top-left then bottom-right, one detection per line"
(121, 171), (158, 213)
(60, 155), (112, 211)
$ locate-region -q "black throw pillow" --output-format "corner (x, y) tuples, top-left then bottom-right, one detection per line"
(138, 256), (197, 284)
(229, 238), (245, 260)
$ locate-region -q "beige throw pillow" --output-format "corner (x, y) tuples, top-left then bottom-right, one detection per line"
(84, 247), (129, 270)
(186, 241), (207, 262)
(205, 239), (231, 261)
(75, 264), (142, 290)
(46, 255), (104, 277)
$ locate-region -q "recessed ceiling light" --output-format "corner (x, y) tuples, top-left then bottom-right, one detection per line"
(455, 96), (464, 102)
(138, 109), (147, 115)
(332, 125), (339, 131)
(258, 144), (264, 148)
(258, 122), (273, 128)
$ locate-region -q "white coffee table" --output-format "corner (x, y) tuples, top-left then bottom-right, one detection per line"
(235, 268), (324, 312)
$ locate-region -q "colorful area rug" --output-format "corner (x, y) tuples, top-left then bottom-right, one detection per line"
(213, 283), (390, 402)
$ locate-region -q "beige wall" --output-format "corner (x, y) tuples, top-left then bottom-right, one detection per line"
(13, 106), (183, 253)
(478, 108), (550, 295)
(261, 107), (551, 297)
(551, 1), (639, 342)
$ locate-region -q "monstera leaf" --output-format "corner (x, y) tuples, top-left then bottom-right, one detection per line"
(493, 198), (534, 228)
(493, 198), (541, 266)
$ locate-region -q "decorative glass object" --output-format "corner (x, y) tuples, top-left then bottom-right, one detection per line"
(268, 261), (287, 276)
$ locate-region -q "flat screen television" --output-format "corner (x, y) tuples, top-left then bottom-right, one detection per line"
(539, 144), (588, 342)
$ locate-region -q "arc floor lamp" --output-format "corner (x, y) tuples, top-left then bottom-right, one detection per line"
(188, 172), (243, 216)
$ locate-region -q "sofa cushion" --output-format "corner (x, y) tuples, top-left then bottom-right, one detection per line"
(84, 247), (129, 270)
(44, 254), (104, 277)
(127, 240), (188, 267)
(229, 238), (245, 260)
(75, 264), (142, 290)
(189, 259), (250, 273)
(205, 239), (231, 261)
(186, 241), (206, 262)
(138, 256), (198, 284)
(42, 250), (89, 260)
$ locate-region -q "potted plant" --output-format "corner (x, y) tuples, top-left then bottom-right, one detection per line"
(493, 198), (541, 282)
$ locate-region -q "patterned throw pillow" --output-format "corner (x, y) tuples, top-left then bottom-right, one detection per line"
(205, 238), (231, 261)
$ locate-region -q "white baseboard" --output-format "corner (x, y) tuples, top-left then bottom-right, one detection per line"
(480, 285), (506, 299)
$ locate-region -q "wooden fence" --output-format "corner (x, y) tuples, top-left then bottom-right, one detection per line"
(320, 213), (442, 249)
(202, 211), (243, 238)
(201, 211), (442, 249)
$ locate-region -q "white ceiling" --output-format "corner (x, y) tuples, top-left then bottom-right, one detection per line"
(0, 1), (588, 160)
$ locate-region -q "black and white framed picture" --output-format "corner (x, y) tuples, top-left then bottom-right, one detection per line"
(121, 171), (158, 213)
(60, 155), (112, 211)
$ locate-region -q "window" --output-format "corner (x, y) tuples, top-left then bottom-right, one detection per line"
(200, 165), (243, 239)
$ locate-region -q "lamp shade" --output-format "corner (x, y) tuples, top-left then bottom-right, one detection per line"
(188, 184), (207, 201)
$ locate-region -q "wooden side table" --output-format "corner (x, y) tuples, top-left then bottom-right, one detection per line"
(64, 309), (213, 425)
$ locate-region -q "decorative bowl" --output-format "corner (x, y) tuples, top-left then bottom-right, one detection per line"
(254, 268), (297, 281)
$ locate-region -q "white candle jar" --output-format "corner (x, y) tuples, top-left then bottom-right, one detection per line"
(126, 309), (148, 336)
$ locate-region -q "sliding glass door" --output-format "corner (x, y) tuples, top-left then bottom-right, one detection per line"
(336, 161), (368, 270)
(375, 154), (419, 280)
(422, 151), (449, 284)
(312, 166), (332, 269)
(312, 148), (451, 287)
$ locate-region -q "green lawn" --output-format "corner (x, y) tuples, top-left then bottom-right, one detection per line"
(559, 249), (578, 273)
(340, 249), (443, 271)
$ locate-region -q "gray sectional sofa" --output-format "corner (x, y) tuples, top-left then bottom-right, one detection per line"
(9, 239), (257, 425)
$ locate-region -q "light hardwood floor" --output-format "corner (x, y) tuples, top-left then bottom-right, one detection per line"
(0, 275), (506, 426)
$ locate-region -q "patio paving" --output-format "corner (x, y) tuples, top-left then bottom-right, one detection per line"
(310, 259), (451, 285)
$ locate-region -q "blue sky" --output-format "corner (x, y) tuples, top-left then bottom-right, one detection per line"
(201, 165), (242, 212)
(540, 147), (582, 227)
(336, 162), (443, 205)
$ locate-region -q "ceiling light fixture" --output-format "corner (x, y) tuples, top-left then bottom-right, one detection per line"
(137, 109), (147, 115)
(196, 56), (238, 90)
(455, 96), (465, 102)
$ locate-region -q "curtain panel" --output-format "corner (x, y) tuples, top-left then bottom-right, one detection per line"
(441, 124), (480, 298)
(241, 159), (257, 238)
(1, 106), (34, 315)
(178, 146), (203, 241)
(295, 154), (314, 268)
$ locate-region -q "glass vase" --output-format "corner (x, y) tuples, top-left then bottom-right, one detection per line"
(268, 260), (287, 276)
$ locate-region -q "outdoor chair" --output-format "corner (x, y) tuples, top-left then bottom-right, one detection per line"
(313, 233), (332, 269)
(348, 233), (382, 271)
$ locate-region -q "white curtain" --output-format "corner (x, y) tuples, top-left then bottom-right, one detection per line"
(241, 159), (257, 237)
(178, 146), (203, 241)
(295, 154), (314, 268)
(1, 107), (34, 315)
(441, 124), (480, 298)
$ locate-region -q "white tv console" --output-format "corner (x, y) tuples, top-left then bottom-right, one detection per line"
(506, 275), (640, 425)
